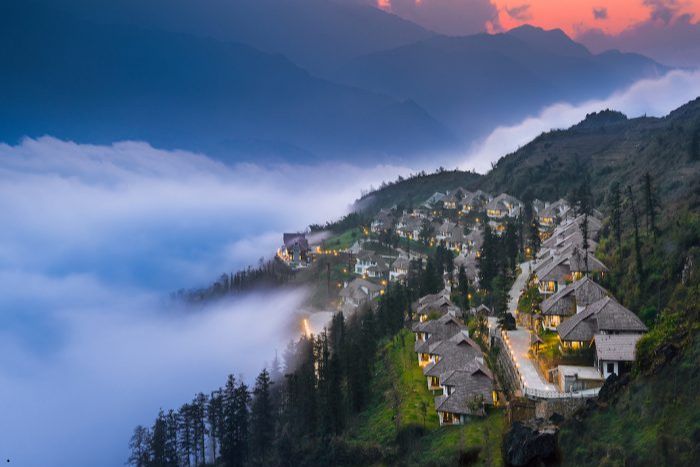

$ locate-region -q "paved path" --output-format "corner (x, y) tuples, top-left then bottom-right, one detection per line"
(508, 261), (532, 317)
(503, 260), (557, 392)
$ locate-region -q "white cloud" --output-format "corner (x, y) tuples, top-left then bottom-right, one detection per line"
(461, 69), (700, 173)
(0, 138), (413, 466)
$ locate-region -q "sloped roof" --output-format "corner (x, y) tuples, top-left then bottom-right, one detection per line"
(569, 247), (608, 273)
(592, 297), (647, 333)
(442, 359), (494, 384)
(434, 375), (493, 415)
(541, 277), (609, 316)
(538, 257), (571, 282)
(391, 256), (410, 270)
(428, 331), (481, 357)
(423, 345), (482, 377)
(595, 333), (643, 361)
(557, 296), (647, 341)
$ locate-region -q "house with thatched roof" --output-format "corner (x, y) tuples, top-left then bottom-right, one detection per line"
(486, 193), (523, 219)
(594, 333), (644, 378)
(423, 338), (482, 390)
(540, 276), (610, 328)
(443, 187), (473, 210)
(412, 313), (466, 366)
(389, 256), (410, 282)
(434, 359), (495, 425)
(339, 278), (383, 313)
(556, 296), (647, 350)
(370, 208), (394, 233)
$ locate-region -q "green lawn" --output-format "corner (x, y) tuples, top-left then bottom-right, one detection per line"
(348, 329), (506, 466)
(324, 228), (364, 251)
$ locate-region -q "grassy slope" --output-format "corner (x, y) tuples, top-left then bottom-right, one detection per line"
(559, 334), (700, 466)
(347, 329), (505, 466)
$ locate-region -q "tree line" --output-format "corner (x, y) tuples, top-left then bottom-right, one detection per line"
(130, 281), (417, 467)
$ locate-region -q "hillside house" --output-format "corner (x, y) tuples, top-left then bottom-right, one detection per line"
(594, 333), (644, 379)
(413, 313), (465, 366)
(279, 233), (310, 268)
(339, 278), (383, 313)
(390, 256), (410, 282)
(540, 276), (609, 329)
(370, 208), (393, 233)
(556, 296), (647, 350)
(435, 361), (495, 425)
(423, 337), (481, 390)
(556, 365), (605, 392)
(354, 251), (389, 279)
(486, 193), (523, 219)
(442, 187), (473, 211)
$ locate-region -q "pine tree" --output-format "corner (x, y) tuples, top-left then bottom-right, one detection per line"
(220, 375), (237, 466)
(178, 403), (193, 467)
(193, 393), (208, 465)
(478, 223), (497, 291)
(643, 172), (658, 238)
(528, 215), (541, 256)
(164, 410), (179, 467)
(149, 410), (171, 467)
(251, 369), (275, 465)
(457, 265), (470, 311)
(627, 185), (644, 282)
(207, 390), (224, 462)
(609, 181), (622, 249)
(127, 425), (151, 467)
(581, 213), (590, 274)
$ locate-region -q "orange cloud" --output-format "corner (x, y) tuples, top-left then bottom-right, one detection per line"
(491, 0), (700, 37)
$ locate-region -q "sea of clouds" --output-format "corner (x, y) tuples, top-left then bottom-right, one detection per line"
(0, 138), (412, 466)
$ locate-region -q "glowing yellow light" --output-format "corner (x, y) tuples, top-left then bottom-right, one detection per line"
(302, 318), (312, 337)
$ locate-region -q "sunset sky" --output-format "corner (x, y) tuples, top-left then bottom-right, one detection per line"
(374, 0), (700, 66)
(491, 0), (700, 35)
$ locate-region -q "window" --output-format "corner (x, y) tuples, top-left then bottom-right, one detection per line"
(607, 363), (615, 374)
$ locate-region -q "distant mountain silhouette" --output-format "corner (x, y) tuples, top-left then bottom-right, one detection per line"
(0, 1), (458, 163)
(32, 0), (434, 77)
(335, 25), (668, 139)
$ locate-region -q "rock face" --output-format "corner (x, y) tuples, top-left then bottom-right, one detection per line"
(503, 419), (559, 466)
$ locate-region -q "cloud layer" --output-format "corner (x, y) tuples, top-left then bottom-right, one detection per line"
(0, 138), (411, 466)
(461, 69), (700, 173)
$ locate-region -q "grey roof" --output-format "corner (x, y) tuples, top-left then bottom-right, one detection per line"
(595, 333), (643, 361)
(391, 256), (410, 271)
(434, 370), (493, 415)
(428, 332), (481, 357)
(538, 257), (571, 283)
(442, 359), (494, 384)
(557, 296), (647, 342)
(541, 277), (609, 316)
(417, 295), (456, 316)
(569, 247), (608, 273)
(424, 344), (482, 378)
(414, 314), (465, 338)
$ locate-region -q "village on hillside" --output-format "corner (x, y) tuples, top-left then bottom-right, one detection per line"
(277, 187), (647, 426)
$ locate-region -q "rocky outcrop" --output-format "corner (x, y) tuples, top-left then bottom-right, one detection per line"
(503, 418), (559, 466)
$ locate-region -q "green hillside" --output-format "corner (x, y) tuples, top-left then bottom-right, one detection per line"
(477, 100), (700, 208)
(356, 169), (481, 213)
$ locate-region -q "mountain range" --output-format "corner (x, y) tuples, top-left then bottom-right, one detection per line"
(336, 25), (667, 138)
(0, 0), (671, 164)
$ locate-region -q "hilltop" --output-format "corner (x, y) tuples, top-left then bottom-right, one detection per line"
(357, 98), (700, 214)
